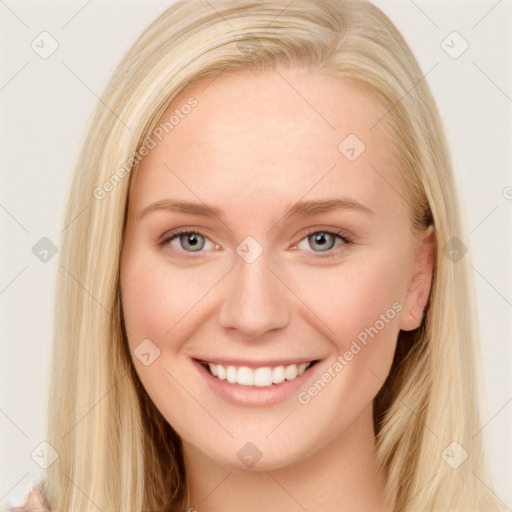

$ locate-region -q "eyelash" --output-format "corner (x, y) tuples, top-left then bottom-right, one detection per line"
(158, 227), (352, 260)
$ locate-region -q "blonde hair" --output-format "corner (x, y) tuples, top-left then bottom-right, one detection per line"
(42, 1), (501, 510)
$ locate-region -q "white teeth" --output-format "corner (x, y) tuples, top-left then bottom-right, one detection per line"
(205, 361), (311, 387)
(254, 367), (272, 387)
(285, 364), (298, 380)
(209, 363), (218, 377)
(216, 364), (227, 380)
(237, 367), (254, 386)
(272, 365), (285, 384)
(226, 366), (237, 383)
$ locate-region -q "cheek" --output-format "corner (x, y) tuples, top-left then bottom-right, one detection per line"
(121, 261), (173, 347)
(119, 255), (215, 429)
(120, 256), (222, 351)
(285, 248), (407, 340)
(287, 249), (406, 408)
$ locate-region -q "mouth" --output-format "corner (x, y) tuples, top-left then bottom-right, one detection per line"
(197, 360), (319, 387)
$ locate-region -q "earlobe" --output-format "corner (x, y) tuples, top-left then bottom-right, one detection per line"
(399, 225), (437, 331)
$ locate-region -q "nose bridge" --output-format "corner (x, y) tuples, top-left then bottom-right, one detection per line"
(218, 250), (290, 338)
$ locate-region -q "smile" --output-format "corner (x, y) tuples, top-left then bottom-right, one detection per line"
(200, 361), (315, 387)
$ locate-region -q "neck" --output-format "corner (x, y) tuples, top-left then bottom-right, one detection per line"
(182, 404), (392, 512)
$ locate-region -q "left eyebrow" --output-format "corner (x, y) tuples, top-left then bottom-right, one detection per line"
(139, 197), (375, 220)
(281, 198), (375, 220)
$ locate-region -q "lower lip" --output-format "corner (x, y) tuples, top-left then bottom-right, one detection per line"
(193, 360), (319, 407)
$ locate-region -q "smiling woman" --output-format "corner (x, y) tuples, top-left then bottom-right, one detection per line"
(13, 1), (504, 511)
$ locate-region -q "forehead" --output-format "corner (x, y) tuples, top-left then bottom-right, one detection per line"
(129, 68), (402, 223)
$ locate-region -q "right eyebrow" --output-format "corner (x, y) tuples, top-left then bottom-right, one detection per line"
(139, 199), (223, 219)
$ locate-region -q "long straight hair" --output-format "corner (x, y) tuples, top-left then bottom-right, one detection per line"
(43, 1), (501, 510)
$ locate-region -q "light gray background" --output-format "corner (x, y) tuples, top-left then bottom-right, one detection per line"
(1, 0), (511, 509)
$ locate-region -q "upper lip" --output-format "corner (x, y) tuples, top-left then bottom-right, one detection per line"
(194, 358), (318, 369)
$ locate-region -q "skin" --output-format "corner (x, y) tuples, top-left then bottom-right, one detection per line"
(120, 67), (436, 511)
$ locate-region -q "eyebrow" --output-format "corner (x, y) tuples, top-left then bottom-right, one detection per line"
(139, 197), (375, 221)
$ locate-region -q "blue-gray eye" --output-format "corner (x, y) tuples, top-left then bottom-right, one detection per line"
(176, 232), (205, 252)
(294, 230), (349, 255)
(159, 230), (208, 252)
(307, 232), (337, 252)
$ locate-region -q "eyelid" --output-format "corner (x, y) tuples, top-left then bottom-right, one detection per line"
(294, 226), (352, 244)
(159, 227), (199, 244)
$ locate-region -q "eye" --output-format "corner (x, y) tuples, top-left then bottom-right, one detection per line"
(294, 229), (351, 257)
(159, 229), (217, 254)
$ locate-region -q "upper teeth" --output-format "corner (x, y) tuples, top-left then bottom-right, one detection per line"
(207, 362), (311, 387)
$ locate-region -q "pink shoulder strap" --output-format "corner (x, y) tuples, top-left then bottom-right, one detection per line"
(9, 486), (50, 512)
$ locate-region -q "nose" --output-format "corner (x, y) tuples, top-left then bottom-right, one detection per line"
(218, 254), (291, 339)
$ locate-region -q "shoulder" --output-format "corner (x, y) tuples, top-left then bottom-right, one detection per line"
(8, 486), (50, 512)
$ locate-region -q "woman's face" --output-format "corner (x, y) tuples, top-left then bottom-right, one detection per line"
(120, 68), (434, 471)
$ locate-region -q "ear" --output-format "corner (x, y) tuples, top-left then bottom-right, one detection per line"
(399, 225), (437, 331)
